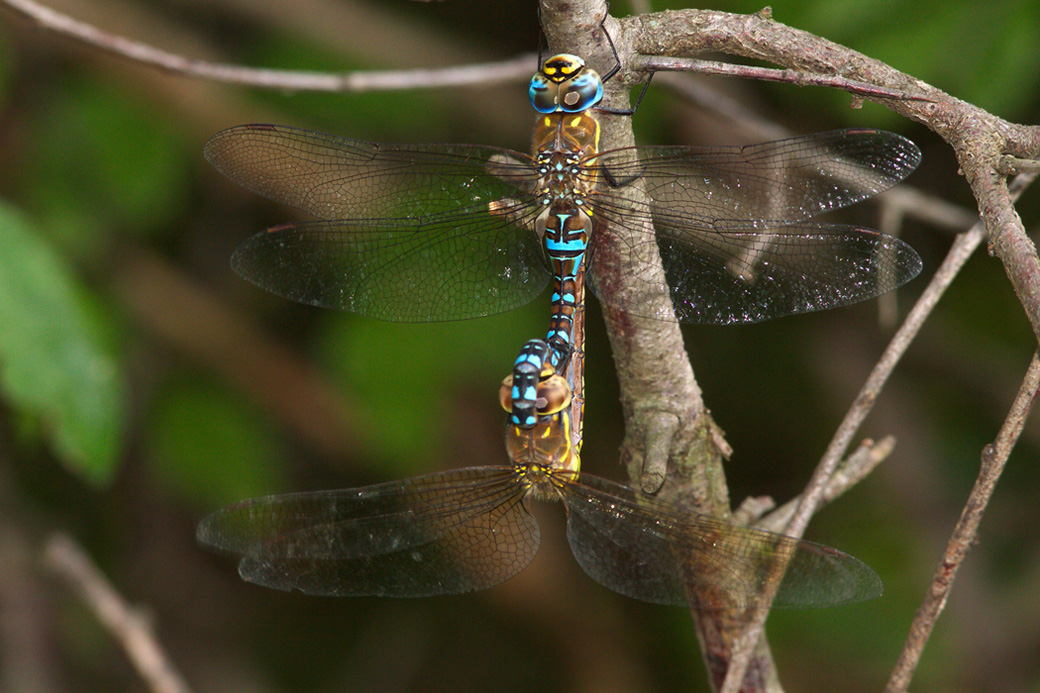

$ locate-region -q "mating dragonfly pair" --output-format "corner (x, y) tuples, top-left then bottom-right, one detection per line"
(198, 53), (921, 609)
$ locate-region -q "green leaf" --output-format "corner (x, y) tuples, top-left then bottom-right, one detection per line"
(315, 303), (544, 475)
(0, 201), (124, 485)
(146, 377), (287, 508)
(23, 75), (192, 258)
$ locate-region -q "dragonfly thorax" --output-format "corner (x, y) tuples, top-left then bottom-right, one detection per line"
(531, 112), (602, 228)
(530, 54), (604, 114)
(506, 412), (581, 502)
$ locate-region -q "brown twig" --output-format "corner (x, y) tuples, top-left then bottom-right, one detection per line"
(622, 9), (1040, 344)
(10, 0), (1036, 689)
(884, 347), (1040, 691)
(0, 0), (534, 92)
(730, 436), (894, 532)
(635, 55), (934, 102)
(753, 436), (896, 534)
(612, 10), (1040, 690)
(43, 533), (193, 693)
(721, 173), (1035, 692)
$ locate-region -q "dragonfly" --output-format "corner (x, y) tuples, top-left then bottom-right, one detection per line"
(197, 337), (880, 609)
(204, 55), (923, 388)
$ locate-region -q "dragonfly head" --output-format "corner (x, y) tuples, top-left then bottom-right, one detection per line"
(530, 54), (604, 114)
(500, 371), (571, 427)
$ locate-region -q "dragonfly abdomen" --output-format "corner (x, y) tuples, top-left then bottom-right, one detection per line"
(543, 204), (591, 369)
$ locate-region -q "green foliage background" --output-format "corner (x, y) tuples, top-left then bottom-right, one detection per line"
(0, 1), (1038, 691)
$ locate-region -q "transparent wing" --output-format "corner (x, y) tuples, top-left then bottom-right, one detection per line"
(207, 124), (550, 320)
(205, 124), (540, 220)
(560, 473), (881, 609)
(587, 216), (921, 324)
(197, 467), (538, 597)
(593, 129), (921, 222)
(231, 210), (549, 322)
(208, 125), (921, 324)
(584, 129), (922, 323)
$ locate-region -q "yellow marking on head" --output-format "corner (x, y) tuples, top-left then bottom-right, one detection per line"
(543, 55), (584, 81)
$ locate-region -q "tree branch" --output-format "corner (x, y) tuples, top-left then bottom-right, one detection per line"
(0, 0), (533, 92)
(721, 172), (1035, 692)
(753, 436), (896, 534)
(636, 54), (933, 102)
(43, 533), (193, 693)
(12, 0), (1037, 690)
(620, 8), (1040, 341)
(885, 347), (1040, 692)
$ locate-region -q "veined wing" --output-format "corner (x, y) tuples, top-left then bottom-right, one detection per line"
(208, 125), (552, 320)
(230, 202), (550, 321)
(196, 467), (537, 597)
(581, 129), (922, 324)
(204, 124), (540, 220)
(559, 473), (881, 609)
(590, 129), (921, 223)
(586, 212), (922, 324)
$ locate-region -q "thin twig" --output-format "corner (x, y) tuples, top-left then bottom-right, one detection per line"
(753, 436), (895, 534)
(999, 155), (1040, 176)
(43, 533), (193, 693)
(884, 350), (1040, 692)
(634, 56), (933, 102)
(11, 0), (1034, 689)
(879, 186), (980, 235)
(731, 436), (894, 532)
(0, 0), (533, 92)
(626, 9), (1040, 343)
(720, 173), (1035, 693)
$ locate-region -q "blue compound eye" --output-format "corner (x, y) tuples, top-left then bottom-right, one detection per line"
(556, 69), (604, 113)
(529, 74), (560, 114)
(530, 54), (603, 113)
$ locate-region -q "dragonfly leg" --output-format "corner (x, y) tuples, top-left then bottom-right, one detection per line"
(595, 7), (655, 116)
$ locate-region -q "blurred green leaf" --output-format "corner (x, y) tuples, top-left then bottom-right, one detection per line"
(0, 201), (125, 485)
(788, 0), (1040, 120)
(146, 376), (287, 508)
(24, 75), (193, 258)
(316, 303), (544, 474)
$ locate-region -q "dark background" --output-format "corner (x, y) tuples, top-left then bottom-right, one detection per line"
(1, 0), (1038, 691)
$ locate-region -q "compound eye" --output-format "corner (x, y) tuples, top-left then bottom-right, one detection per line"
(529, 74), (560, 114)
(557, 68), (604, 113)
(535, 374), (572, 415)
